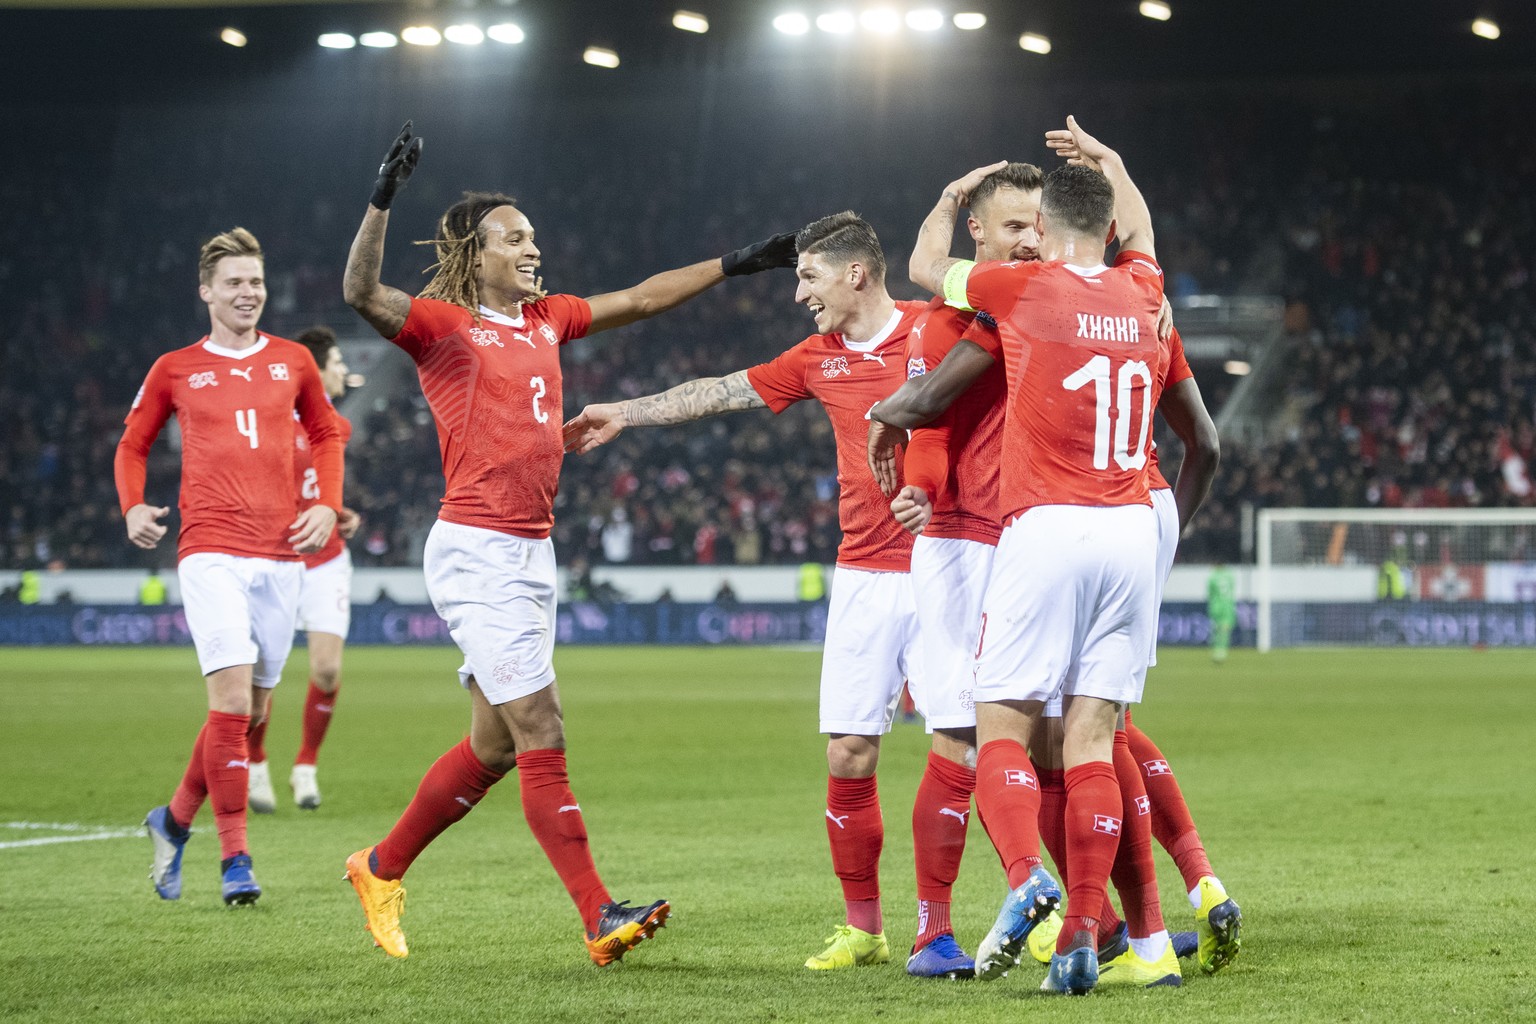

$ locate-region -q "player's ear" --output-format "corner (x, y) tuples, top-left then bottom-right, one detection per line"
(847, 261), (865, 289)
(198, 283), (213, 305)
(966, 215), (984, 247)
(1105, 218), (1118, 247)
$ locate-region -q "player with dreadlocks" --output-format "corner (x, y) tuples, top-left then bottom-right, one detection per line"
(339, 122), (798, 964)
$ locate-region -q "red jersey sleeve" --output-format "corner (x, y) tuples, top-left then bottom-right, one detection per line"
(1163, 327), (1193, 389)
(1113, 249), (1166, 299)
(389, 297), (471, 360)
(114, 356), (175, 515)
(962, 260), (1043, 319)
(292, 355), (344, 510)
(746, 338), (814, 413)
(530, 294), (593, 342)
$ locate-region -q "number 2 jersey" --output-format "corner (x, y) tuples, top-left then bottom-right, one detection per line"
(389, 295), (592, 539)
(945, 251), (1165, 518)
(115, 334), (344, 562)
(294, 408), (353, 569)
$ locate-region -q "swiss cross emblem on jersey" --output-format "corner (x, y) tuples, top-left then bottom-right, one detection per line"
(1092, 815), (1122, 836)
(268, 363), (289, 381)
(821, 355), (851, 378)
(469, 326), (504, 348)
(539, 323), (559, 345)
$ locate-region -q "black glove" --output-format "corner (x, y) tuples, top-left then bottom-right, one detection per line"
(721, 231), (798, 276)
(369, 121), (423, 211)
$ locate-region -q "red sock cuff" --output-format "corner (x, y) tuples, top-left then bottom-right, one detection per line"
(456, 738), (505, 788)
(923, 751), (976, 792)
(1064, 760), (1117, 789)
(828, 774), (879, 810)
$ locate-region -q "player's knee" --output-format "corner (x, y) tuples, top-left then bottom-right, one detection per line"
(312, 665), (341, 692)
(825, 735), (879, 777)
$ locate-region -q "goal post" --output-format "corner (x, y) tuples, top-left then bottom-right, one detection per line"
(1255, 508), (1536, 651)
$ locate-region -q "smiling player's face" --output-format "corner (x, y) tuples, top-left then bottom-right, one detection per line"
(794, 251), (862, 335)
(971, 186), (1042, 263)
(476, 206), (542, 302)
(199, 256), (266, 336)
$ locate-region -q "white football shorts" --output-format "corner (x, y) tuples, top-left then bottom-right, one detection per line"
(423, 518), (557, 705)
(177, 552), (304, 687)
(973, 503), (1157, 707)
(819, 565), (922, 735)
(907, 534), (992, 733)
(1148, 486), (1179, 668)
(297, 548), (353, 639)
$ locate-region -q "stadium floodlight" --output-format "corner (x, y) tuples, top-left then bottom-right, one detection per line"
(953, 12), (987, 30)
(773, 12), (811, 35)
(1139, 1), (1172, 21)
(1224, 360), (1252, 376)
(444, 24), (485, 45)
(1471, 18), (1500, 40)
(906, 9), (944, 31)
(816, 11), (857, 34)
(319, 33), (357, 49)
(1018, 32), (1051, 54)
(401, 26), (442, 46)
(583, 46), (620, 68)
(859, 7), (901, 33)
(220, 27), (247, 47)
(360, 31), (398, 48)
(487, 23), (525, 44)
(673, 10), (709, 34)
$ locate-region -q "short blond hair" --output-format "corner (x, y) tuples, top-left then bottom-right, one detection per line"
(199, 227), (263, 284)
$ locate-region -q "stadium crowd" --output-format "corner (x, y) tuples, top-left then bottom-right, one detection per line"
(4, 79), (1533, 573)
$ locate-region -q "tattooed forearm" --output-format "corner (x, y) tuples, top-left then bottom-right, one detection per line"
(910, 193), (963, 292)
(345, 206), (411, 337)
(623, 370), (766, 427)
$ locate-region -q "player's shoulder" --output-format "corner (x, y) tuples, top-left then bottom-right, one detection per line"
(261, 333), (302, 352)
(1111, 249), (1163, 280)
(896, 298), (933, 318)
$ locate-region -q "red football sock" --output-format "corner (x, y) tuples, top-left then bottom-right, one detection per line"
(913, 752), (974, 947)
(1057, 760), (1121, 954)
(1127, 723), (1215, 890)
(204, 710), (252, 859)
(374, 737), (504, 881)
(974, 740), (1042, 889)
(1036, 767), (1068, 886)
(294, 681), (338, 766)
(518, 748), (611, 933)
(1110, 730), (1166, 939)
(826, 774), (883, 932)
(168, 724), (209, 828)
(246, 705), (270, 764)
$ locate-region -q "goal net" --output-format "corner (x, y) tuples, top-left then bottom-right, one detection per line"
(1256, 508), (1536, 651)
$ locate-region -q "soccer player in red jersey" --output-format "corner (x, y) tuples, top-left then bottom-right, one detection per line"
(870, 118), (1169, 994)
(564, 213), (928, 972)
(339, 123), (797, 963)
(116, 227), (344, 906)
(246, 327), (362, 814)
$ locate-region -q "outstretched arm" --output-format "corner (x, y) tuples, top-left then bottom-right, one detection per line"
(563, 369), (767, 455)
(585, 232), (798, 335)
(1045, 115), (1155, 260)
(344, 123), (423, 339)
(1158, 376), (1220, 531)
(909, 161), (1007, 295)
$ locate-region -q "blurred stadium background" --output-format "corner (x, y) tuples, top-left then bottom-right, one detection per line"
(4, 0), (1536, 652)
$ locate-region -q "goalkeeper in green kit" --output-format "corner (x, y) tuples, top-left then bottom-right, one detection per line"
(1207, 564), (1236, 663)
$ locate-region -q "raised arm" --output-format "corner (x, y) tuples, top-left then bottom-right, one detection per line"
(343, 123), (422, 339)
(1045, 115), (1155, 260)
(1158, 376), (1220, 531)
(909, 161), (1007, 295)
(562, 369), (767, 455)
(585, 233), (798, 335)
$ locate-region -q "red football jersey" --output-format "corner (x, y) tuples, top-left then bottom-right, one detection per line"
(391, 295), (592, 539)
(1147, 326), (1193, 490)
(902, 297), (1006, 544)
(950, 253), (1165, 517)
(115, 335), (344, 562)
(295, 409), (353, 569)
(746, 301), (924, 571)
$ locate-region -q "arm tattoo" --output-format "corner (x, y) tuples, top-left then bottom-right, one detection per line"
(623, 370), (765, 427)
(345, 209), (410, 336)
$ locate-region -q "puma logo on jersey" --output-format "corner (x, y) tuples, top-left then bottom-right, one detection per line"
(826, 810), (850, 829)
(862, 352), (887, 368)
(1076, 313), (1141, 343)
(188, 372), (218, 390)
(939, 807), (970, 825)
(512, 331), (535, 348)
(469, 327), (505, 348)
(821, 356), (851, 378)
(558, 804), (582, 814)
(229, 367), (253, 381)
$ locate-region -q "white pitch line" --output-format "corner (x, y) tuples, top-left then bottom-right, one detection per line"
(0, 821), (145, 850)
(0, 829), (143, 850)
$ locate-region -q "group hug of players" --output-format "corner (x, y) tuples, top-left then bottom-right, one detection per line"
(117, 115), (1239, 995)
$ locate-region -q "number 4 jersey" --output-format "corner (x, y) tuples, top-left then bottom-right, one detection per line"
(943, 251), (1165, 518)
(389, 295), (592, 539)
(115, 334), (344, 562)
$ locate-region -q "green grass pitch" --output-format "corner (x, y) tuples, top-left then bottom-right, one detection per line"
(1, 645), (1532, 1023)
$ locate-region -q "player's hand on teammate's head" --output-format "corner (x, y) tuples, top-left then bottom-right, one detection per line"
(562, 404), (626, 455)
(946, 161), (1009, 206)
(125, 504), (170, 550)
(337, 507), (362, 540)
(289, 505), (339, 554)
(1157, 297), (1174, 342)
(721, 232), (799, 277)
(890, 486), (933, 536)
(370, 121), (424, 211)
(866, 418), (905, 497)
(1045, 115), (1111, 171)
